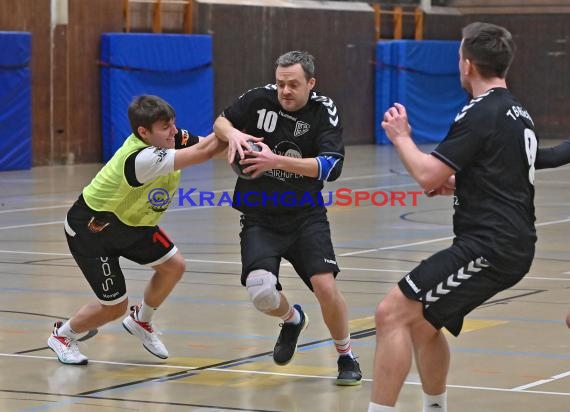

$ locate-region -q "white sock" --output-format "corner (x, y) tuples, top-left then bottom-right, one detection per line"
(57, 320), (79, 339)
(137, 301), (157, 323)
(368, 402), (395, 412)
(334, 335), (354, 358)
(281, 305), (301, 324)
(423, 391), (447, 412)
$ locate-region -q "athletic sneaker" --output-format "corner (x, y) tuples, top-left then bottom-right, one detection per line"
(273, 304), (309, 365)
(122, 305), (169, 359)
(47, 321), (88, 365)
(336, 355), (362, 386)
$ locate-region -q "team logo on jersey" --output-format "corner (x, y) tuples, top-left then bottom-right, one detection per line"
(268, 141), (303, 181)
(276, 141), (302, 159)
(153, 148), (168, 164)
(294, 121), (310, 137)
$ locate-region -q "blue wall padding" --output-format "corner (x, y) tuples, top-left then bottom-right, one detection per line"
(375, 40), (467, 144)
(0, 32), (32, 171)
(100, 33), (213, 161)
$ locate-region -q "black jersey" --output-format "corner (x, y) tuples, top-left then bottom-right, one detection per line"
(432, 88), (537, 272)
(222, 84), (344, 216)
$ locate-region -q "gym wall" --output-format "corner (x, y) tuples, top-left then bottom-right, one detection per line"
(0, 0), (568, 166)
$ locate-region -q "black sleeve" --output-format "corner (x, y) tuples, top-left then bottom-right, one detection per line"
(174, 128), (200, 149)
(431, 111), (485, 171)
(535, 140), (570, 169)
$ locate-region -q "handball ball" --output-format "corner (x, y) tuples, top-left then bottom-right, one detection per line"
(231, 141), (262, 180)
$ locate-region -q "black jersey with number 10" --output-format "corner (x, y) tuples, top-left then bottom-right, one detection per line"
(222, 84), (345, 216)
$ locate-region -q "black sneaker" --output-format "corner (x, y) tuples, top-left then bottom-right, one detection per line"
(336, 355), (362, 386)
(273, 304), (309, 365)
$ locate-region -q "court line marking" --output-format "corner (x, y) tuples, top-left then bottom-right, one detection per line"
(1, 216), (569, 251)
(0, 221), (64, 230)
(339, 217), (570, 257)
(511, 371), (570, 391)
(0, 352), (568, 396)
(339, 236), (453, 256)
(0, 249), (568, 281)
(0, 205), (69, 214)
(5, 388), (276, 412)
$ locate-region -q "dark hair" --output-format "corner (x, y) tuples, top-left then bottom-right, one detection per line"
(461, 22), (516, 79)
(275, 50), (315, 80)
(128, 95), (175, 138)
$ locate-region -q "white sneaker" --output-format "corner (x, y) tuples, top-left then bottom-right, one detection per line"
(122, 306), (169, 359)
(47, 321), (88, 365)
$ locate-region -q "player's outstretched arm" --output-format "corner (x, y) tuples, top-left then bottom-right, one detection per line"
(535, 140), (570, 169)
(173, 133), (227, 171)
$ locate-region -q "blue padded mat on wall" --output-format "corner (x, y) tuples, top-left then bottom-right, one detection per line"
(0, 32), (31, 171)
(100, 33), (213, 161)
(375, 40), (467, 145)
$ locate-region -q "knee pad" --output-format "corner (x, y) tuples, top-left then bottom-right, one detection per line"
(246, 269), (280, 312)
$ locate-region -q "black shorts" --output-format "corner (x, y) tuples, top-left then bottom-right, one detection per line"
(64, 196), (177, 304)
(398, 240), (527, 336)
(239, 208), (340, 291)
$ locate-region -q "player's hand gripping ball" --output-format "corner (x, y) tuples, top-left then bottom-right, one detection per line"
(231, 141), (262, 180)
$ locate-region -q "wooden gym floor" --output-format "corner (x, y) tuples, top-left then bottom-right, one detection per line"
(0, 143), (568, 411)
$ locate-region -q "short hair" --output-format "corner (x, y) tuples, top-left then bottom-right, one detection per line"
(275, 50), (315, 80)
(128, 95), (175, 138)
(461, 22), (516, 79)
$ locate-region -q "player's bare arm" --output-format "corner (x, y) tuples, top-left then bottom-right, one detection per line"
(382, 103), (455, 192)
(173, 133), (227, 170)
